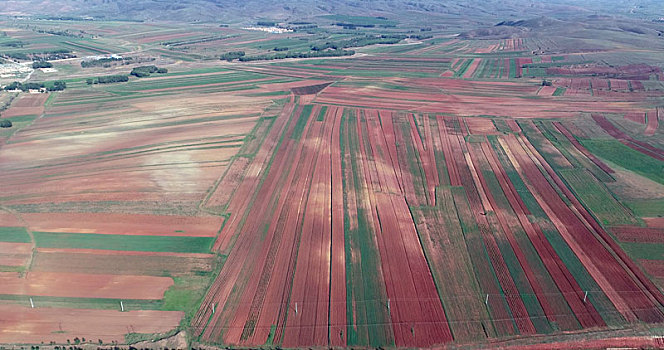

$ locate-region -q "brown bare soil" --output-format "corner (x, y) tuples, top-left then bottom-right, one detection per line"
(21, 212), (221, 236)
(31, 251), (214, 275)
(0, 305), (182, 343)
(0, 272), (173, 299)
(0, 242), (32, 266)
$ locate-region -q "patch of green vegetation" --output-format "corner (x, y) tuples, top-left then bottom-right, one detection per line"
(621, 242), (664, 260)
(509, 58), (517, 78)
(0, 265), (26, 272)
(581, 139), (664, 184)
(321, 14), (398, 27)
(0, 114), (38, 140)
(317, 105), (328, 121)
(465, 134), (485, 143)
(553, 87), (566, 96)
(454, 58), (473, 78)
(33, 232), (213, 253)
(264, 324), (277, 346)
(0, 227), (31, 243)
(291, 104), (313, 140)
(162, 263), (221, 329)
(558, 169), (638, 226)
(625, 199), (664, 217)
(343, 109), (394, 346)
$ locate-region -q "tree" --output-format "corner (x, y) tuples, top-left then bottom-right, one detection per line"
(0, 119), (12, 128)
(47, 80), (66, 91)
(32, 60), (53, 69)
(130, 65), (161, 77)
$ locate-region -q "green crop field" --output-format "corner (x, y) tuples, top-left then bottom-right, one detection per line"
(32, 232), (214, 253)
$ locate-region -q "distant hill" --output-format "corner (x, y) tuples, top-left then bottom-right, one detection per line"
(0, 0), (656, 24)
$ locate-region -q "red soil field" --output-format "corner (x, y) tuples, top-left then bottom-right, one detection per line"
(624, 112), (646, 124)
(0, 242), (32, 266)
(465, 117), (498, 135)
(193, 105), (455, 348)
(20, 212), (221, 236)
(612, 226), (664, 243)
(315, 81), (652, 118)
(644, 217), (664, 228)
(463, 58), (481, 78)
(547, 64), (661, 80)
(1, 93), (48, 118)
(640, 260), (664, 278)
(0, 305), (182, 343)
(441, 70), (454, 77)
(610, 79), (630, 90)
(204, 156), (251, 210)
(0, 272), (173, 299)
(645, 109), (659, 136)
(537, 86), (556, 96)
(590, 78), (609, 90)
(0, 212), (23, 226)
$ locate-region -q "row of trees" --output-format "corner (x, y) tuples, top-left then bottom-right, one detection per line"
(130, 65), (167, 77)
(237, 49), (355, 62)
(3, 49), (75, 61)
(220, 51), (246, 61)
(32, 60), (53, 69)
(86, 75), (129, 84)
(310, 34), (405, 51)
(3, 80), (66, 92)
(81, 56), (126, 68)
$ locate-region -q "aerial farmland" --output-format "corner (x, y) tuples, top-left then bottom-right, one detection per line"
(0, 1), (663, 349)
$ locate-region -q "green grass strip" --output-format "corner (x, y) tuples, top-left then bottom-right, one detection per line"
(0, 227), (31, 243)
(291, 104), (313, 140)
(581, 139), (664, 184)
(33, 232), (213, 253)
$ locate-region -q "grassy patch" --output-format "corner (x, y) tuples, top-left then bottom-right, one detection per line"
(33, 232), (213, 253)
(621, 242), (664, 260)
(581, 139), (664, 184)
(291, 104), (313, 140)
(163, 275), (211, 317)
(317, 105), (328, 121)
(553, 87), (566, 96)
(0, 227), (31, 243)
(558, 169), (638, 226)
(625, 199), (664, 217)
